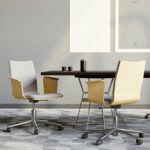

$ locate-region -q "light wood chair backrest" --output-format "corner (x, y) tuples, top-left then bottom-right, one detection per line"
(111, 60), (145, 105)
(87, 80), (105, 105)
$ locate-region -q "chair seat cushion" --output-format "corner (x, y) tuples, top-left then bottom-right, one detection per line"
(27, 93), (63, 101)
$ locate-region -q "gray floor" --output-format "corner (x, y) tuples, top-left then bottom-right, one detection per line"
(0, 108), (150, 150)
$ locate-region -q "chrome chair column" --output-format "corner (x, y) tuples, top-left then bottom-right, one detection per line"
(31, 102), (38, 134)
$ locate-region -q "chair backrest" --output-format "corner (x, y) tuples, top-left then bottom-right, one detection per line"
(111, 60), (145, 105)
(9, 61), (38, 96)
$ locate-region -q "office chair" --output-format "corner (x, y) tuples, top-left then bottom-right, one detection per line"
(74, 78), (106, 131)
(6, 60), (64, 135)
(82, 60), (145, 145)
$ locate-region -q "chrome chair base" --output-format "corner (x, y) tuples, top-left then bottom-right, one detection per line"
(95, 128), (143, 145)
(82, 107), (144, 145)
(145, 114), (150, 119)
(5, 101), (64, 135)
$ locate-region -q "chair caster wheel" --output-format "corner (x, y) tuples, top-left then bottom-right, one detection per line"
(144, 114), (149, 119)
(5, 128), (11, 132)
(82, 133), (88, 139)
(45, 124), (49, 127)
(136, 139), (143, 145)
(95, 139), (103, 145)
(112, 131), (118, 136)
(34, 129), (38, 135)
(58, 126), (64, 131)
(139, 133), (144, 138)
(72, 125), (76, 129)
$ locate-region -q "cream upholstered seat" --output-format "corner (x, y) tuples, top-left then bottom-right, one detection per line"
(27, 93), (63, 100)
(82, 60), (145, 145)
(6, 60), (63, 135)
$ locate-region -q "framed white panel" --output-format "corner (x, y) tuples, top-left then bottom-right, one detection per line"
(70, 0), (111, 53)
(115, 0), (150, 52)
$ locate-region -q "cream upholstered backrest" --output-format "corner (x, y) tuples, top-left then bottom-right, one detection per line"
(111, 60), (145, 105)
(9, 61), (38, 96)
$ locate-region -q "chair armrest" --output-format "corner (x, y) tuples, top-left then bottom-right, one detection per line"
(87, 80), (105, 105)
(9, 77), (26, 99)
(43, 76), (59, 94)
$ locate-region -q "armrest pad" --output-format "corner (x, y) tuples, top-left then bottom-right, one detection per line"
(43, 76), (58, 94)
(87, 80), (105, 105)
(9, 78), (26, 99)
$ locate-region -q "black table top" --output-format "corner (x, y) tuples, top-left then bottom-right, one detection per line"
(41, 70), (150, 78)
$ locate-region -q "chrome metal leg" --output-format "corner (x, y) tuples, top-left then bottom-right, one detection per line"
(111, 108), (113, 116)
(75, 78), (88, 127)
(110, 108), (114, 128)
(100, 129), (117, 140)
(101, 106), (105, 129)
(86, 102), (91, 130)
(7, 120), (32, 129)
(38, 120), (61, 126)
(108, 78), (113, 95)
(105, 78), (114, 95)
(75, 93), (84, 125)
(118, 128), (142, 134)
(118, 129), (139, 139)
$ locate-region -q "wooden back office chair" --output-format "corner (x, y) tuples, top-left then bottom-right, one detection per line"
(82, 60), (145, 145)
(6, 60), (63, 135)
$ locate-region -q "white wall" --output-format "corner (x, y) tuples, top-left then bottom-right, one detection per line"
(0, 0), (150, 105)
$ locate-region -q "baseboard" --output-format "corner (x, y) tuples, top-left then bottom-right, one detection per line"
(0, 104), (150, 109)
